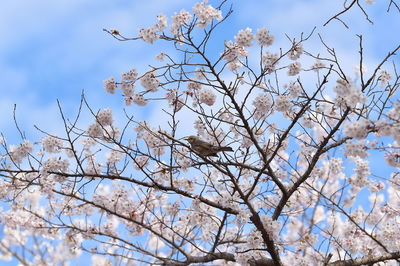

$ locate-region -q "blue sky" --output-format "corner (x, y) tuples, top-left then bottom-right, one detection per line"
(0, 0), (400, 264)
(2, 0), (399, 143)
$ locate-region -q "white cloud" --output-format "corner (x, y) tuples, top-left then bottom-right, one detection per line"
(1, 0), (399, 147)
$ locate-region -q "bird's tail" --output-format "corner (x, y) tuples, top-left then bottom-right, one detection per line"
(218, 146), (233, 152)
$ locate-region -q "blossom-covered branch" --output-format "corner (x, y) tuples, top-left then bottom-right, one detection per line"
(1, 0), (400, 265)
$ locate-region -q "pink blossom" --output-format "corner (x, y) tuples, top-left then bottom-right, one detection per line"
(287, 61), (301, 76)
(252, 93), (272, 119)
(132, 94), (148, 106)
(234, 27), (255, 47)
(140, 71), (159, 92)
(103, 77), (117, 94)
(198, 88), (216, 106)
(288, 42), (303, 60)
(255, 26), (274, 46)
(192, 0), (222, 29)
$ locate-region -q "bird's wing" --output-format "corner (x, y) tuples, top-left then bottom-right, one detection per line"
(197, 139), (214, 149)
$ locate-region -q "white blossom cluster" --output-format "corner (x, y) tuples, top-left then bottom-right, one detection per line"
(226, 59), (242, 72)
(121, 69), (138, 103)
(151, 162), (172, 184)
(325, 158), (344, 179)
(170, 9), (192, 36)
(224, 26), (276, 72)
(374, 119), (392, 137)
(262, 51), (279, 73)
(92, 255), (112, 266)
(222, 41), (248, 72)
(252, 93), (272, 119)
(133, 155), (149, 170)
(121, 68), (138, 83)
(198, 88), (216, 106)
(187, 81), (202, 92)
(301, 116), (314, 128)
(140, 71), (159, 92)
(40, 157), (70, 179)
(103, 126), (120, 144)
(223, 42), (247, 62)
(41, 135), (64, 153)
(344, 119), (370, 139)
(9, 140), (33, 164)
(255, 26), (274, 46)
(87, 123), (103, 138)
(311, 59), (325, 71)
(103, 77), (117, 94)
(105, 147), (124, 165)
(175, 149), (192, 172)
(99, 68), (154, 107)
(379, 69), (392, 88)
(134, 121), (166, 156)
(274, 95), (291, 112)
(138, 27), (158, 44)
(84, 154), (102, 175)
(287, 61), (301, 76)
(387, 102), (400, 121)
(135, 2), (221, 44)
(154, 14), (168, 32)
(92, 183), (136, 217)
(369, 181), (386, 193)
(288, 42), (303, 60)
(132, 94), (148, 106)
(245, 230), (264, 249)
(96, 108), (113, 127)
(384, 149), (400, 167)
(86, 108), (117, 140)
(120, 68), (138, 100)
(192, 0), (222, 28)
(344, 140), (369, 158)
(138, 14), (168, 43)
(234, 27), (255, 47)
(349, 158), (370, 194)
(166, 88), (184, 112)
(104, 68), (154, 107)
(155, 52), (165, 62)
(261, 214), (282, 242)
(286, 81), (302, 98)
(194, 119), (206, 136)
(333, 79), (366, 108)
(121, 83), (135, 102)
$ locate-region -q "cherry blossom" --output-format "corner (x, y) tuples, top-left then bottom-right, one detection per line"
(103, 77), (117, 94)
(170, 9), (192, 36)
(192, 0), (222, 28)
(198, 88), (216, 106)
(287, 61), (301, 76)
(252, 93), (272, 119)
(41, 135), (64, 153)
(255, 26), (274, 46)
(1, 1), (400, 265)
(288, 42), (303, 60)
(9, 140), (33, 164)
(379, 69), (392, 88)
(234, 27), (255, 47)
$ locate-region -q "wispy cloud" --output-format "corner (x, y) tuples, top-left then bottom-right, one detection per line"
(1, 0), (399, 145)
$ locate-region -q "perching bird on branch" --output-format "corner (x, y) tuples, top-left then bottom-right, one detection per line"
(184, 136), (233, 157)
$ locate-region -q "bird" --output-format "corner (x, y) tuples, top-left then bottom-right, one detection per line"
(184, 136), (233, 157)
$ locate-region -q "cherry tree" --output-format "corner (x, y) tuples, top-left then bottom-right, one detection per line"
(1, 0), (400, 265)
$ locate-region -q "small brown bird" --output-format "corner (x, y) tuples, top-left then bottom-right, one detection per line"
(184, 136), (233, 157)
